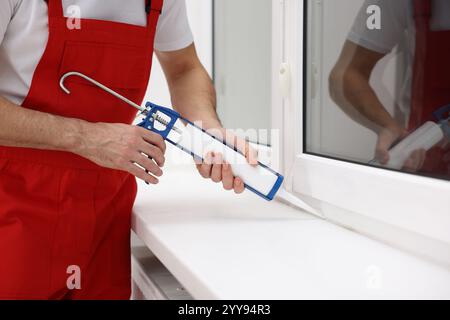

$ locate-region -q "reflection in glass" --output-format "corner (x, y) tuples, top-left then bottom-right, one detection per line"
(305, 0), (450, 180)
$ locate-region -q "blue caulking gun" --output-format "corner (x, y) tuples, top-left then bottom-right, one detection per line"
(59, 72), (302, 206)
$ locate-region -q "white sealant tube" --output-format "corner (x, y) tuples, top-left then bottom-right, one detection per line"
(381, 121), (444, 170)
(172, 122), (283, 200)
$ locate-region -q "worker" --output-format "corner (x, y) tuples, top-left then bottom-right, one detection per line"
(0, 0), (255, 299)
(329, 0), (449, 179)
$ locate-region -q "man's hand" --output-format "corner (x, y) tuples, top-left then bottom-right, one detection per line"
(75, 122), (166, 184)
(375, 125), (426, 172)
(195, 130), (258, 194)
(156, 44), (258, 192)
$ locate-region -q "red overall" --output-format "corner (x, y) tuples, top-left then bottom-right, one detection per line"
(0, 0), (163, 299)
(410, 0), (450, 178)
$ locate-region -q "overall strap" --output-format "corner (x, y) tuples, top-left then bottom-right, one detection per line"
(146, 0), (164, 27)
(145, 0), (164, 51)
(44, 0), (64, 19)
(146, 0), (163, 15)
(414, 0), (432, 30)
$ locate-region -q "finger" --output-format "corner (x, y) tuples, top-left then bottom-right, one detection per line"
(134, 154), (163, 177)
(194, 155), (203, 166)
(139, 141), (165, 167)
(375, 147), (390, 165)
(380, 153), (390, 165)
(245, 144), (259, 166)
(139, 128), (166, 153)
(375, 132), (395, 165)
(210, 153), (223, 183)
(235, 137), (247, 158)
(234, 136), (258, 167)
(403, 153), (419, 172)
(198, 152), (214, 179)
(233, 177), (245, 194)
(126, 163), (159, 185)
(417, 149), (427, 169)
(404, 149), (426, 172)
(403, 159), (414, 172)
(221, 162), (234, 191)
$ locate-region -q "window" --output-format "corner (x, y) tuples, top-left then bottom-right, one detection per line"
(214, 0), (273, 146)
(306, 0), (449, 181)
(274, 0), (450, 266)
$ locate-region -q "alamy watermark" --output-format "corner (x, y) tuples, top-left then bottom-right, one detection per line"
(366, 265), (383, 290)
(160, 121), (282, 175)
(66, 5), (81, 30)
(366, 5), (381, 30)
(66, 265), (81, 290)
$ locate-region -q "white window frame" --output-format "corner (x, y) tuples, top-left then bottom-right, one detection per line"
(272, 0), (450, 267)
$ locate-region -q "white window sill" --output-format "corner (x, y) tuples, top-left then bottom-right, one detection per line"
(132, 166), (450, 300)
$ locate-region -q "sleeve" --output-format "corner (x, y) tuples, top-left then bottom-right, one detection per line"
(347, 0), (408, 54)
(0, 0), (16, 45)
(154, 0), (194, 52)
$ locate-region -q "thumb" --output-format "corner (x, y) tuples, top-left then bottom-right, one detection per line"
(375, 135), (394, 165)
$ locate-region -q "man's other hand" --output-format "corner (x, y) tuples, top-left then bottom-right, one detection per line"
(75, 122), (166, 184)
(195, 130), (258, 194)
(375, 125), (426, 172)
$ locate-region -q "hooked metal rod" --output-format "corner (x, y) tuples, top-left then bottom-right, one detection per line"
(59, 71), (146, 113)
(59, 71), (183, 134)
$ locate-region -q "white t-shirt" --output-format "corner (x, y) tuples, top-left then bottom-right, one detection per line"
(347, 0), (450, 114)
(0, 0), (194, 105)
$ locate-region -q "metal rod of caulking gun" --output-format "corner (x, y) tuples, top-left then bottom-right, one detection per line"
(60, 72), (146, 113)
(60, 72), (183, 134)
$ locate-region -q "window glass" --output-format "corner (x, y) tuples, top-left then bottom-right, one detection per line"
(305, 0), (450, 181)
(214, 0), (272, 145)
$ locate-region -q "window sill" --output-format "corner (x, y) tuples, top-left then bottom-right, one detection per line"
(132, 166), (450, 299)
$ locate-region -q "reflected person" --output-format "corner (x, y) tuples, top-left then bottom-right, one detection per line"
(329, 0), (450, 179)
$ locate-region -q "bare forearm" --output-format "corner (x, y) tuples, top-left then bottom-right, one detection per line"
(157, 45), (221, 130)
(0, 96), (167, 183)
(329, 41), (402, 133)
(329, 68), (399, 133)
(0, 96), (85, 151)
(167, 65), (221, 129)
